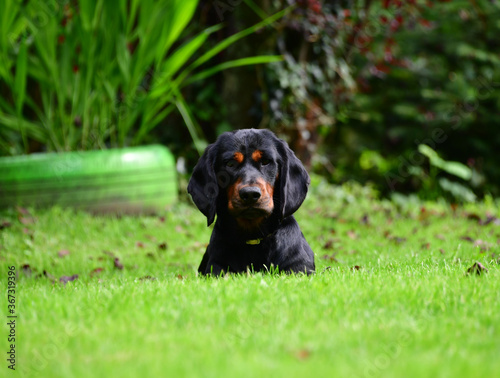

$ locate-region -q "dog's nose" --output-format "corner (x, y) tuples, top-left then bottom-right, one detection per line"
(239, 186), (261, 205)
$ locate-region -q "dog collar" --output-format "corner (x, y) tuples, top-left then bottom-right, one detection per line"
(246, 238), (263, 245)
(245, 231), (275, 245)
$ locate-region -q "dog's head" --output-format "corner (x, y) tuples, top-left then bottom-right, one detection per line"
(187, 129), (310, 230)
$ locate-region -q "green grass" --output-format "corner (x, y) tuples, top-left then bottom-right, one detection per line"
(1, 183), (499, 378)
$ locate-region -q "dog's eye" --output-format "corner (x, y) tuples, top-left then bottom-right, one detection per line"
(261, 158), (271, 166)
(226, 160), (236, 168)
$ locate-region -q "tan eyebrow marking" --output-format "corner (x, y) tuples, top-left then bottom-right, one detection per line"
(252, 150), (262, 162)
(234, 152), (244, 164)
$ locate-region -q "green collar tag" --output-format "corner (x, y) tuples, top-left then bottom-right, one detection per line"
(246, 239), (262, 245)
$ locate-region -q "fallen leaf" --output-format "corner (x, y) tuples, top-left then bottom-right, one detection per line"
(421, 243), (430, 250)
(58, 250), (70, 258)
(59, 274), (78, 285)
(325, 212), (339, 219)
(0, 220), (12, 230)
(295, 349), (311, 360)
(21, 264), (32, 277)
(360, 214), (370, 225)
(321, 254), (339, 263)
(323, 240), (334, 250)
(16, 207), (31, 216)
(390, 236), (407, 244)
(177, 274), (184, 280)
(479, 216), (497, 226)
(473, 240), (493, 252)
(102, 250), (115, 257)
(418, 207), (429, 222)
(90, 267), (104, 276)
(466, 262), (488, 276)
(439, 249), (446, 254)
(467, 213), (481, 222)
(158, 242), (168, 250)
(43, 270), (56, 283)
(136, 241), (144, 248)
(139, 275), (156, 281)
(19, 215), (35, 225)
(146, 252), (156, 259)
(351, 265), (362, 271)
(460, 236), (474, 243)
(114, 258), (124, 270)
(347, 230), (358, 240)
(158, 216), (166, 223)
(435, 234), (446, 240)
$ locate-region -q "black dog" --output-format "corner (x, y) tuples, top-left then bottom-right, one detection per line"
(188, 129), (315, 275)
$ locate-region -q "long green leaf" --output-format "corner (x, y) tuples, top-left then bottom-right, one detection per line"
(14, 37), (27, 115)
(157, 0), (199, 60)
(184, 55), (283, 86)
(188, 7), (290, 72)
(117, 34), (131, 87)
(150, 24), (223, 99)
(132, 103), (175, 145)
(14, 37), (28, 151)
(0, 113), (46, 141)
(80, 0), (98, 31)
(243, 0), (269, 20)
(174, 90), (206, 156)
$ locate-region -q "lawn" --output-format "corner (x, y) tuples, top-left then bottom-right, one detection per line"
(1, 181), (499, 378)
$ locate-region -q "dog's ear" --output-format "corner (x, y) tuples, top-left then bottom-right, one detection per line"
(187, 143), (219, 226)
(275, 137), (310, 219)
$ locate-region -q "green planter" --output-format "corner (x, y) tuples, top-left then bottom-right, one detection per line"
(0, 145), (177, 213)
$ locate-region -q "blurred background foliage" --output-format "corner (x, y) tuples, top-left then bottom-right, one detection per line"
(1, 0), (499, 201)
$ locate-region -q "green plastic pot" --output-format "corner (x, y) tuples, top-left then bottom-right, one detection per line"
(0, 145), (177, 213)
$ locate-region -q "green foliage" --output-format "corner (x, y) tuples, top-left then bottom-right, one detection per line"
(418, 144), (472, 181)
(417, 144), (476, 202)
(0, 0), (284, 155)
(334, 0), (500, 196)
